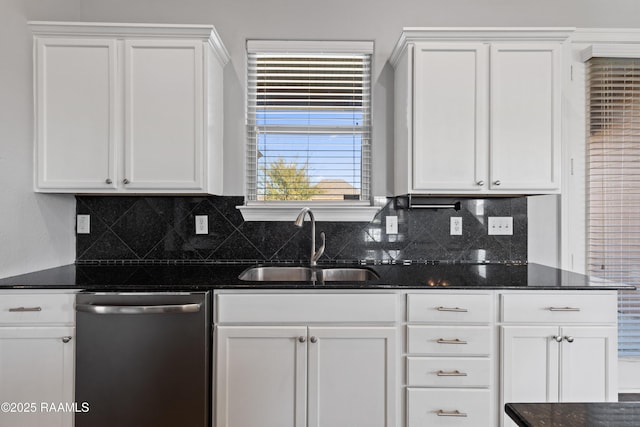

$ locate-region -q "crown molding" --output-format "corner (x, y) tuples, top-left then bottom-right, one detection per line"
(28, 21), (230, 65)
(390, 27), (575, 67)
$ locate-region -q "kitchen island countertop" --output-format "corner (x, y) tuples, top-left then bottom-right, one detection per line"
(0, 262), (633, 291)
(506, 402), (640, 427)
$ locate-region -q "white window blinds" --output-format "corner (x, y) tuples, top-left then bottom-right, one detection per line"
(246, 46), (371, 202)
(587, 57), (640, 356)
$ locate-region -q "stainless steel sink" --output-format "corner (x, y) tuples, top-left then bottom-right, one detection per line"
(238, 266), (314, 282)
(238, 266), (379, 282)
(319, 267), (379, 282)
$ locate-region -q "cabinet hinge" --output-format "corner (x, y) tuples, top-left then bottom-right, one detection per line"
(570, 158), (574, 176)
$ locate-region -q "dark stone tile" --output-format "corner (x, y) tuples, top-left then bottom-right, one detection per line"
(74, 195), (529, 264)
(334, 228), (395, 261)
(238, 221), (299, 260)
(143, 229), (202, 260)
(174, 200), (238, 259)
(145, 196), (203, 226)
(77, 196), (139, 226)
(76, 199), (112, 260)
(211, 196), (245, 228)
(315, 221), (369, 259)
(110, 199), (166, 258)
(209, 230), (263, 260)
(271, 227), (310, 261)
(79, 230), (138, 260)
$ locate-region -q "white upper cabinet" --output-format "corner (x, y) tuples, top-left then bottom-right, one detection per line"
(34, 37), (118, 190)
(391, 28), (572, 195)
(412, 43), (489, 192)
(31, 22), (229, 194)
(489, 44), (562, 192)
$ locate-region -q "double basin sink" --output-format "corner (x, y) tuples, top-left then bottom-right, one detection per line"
(239, 266), (379, 283)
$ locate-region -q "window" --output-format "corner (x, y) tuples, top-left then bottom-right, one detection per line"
(587, 57), (640, 356)
(245, 41), (372, 206)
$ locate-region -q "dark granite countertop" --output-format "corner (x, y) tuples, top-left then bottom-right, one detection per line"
(0, 262), (633, 291)
(506, 402), (640, 427)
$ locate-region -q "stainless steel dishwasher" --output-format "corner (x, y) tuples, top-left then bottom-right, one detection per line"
(74, 292), (211, 427)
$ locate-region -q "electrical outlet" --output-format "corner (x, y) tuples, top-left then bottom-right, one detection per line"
(488, 216), (513, 235)
(195, 215), (208, 235)
(386, 216), (398, 234)
(450, 217), (462, 235)
(77, 214), (90, 234)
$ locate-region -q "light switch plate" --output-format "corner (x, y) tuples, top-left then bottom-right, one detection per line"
(195, 215), (208, 235)
(77, 215), (90, 234)
(450, 217), (462, 235)
(386, 216), (398, 234)
(488, 216), (513, 235)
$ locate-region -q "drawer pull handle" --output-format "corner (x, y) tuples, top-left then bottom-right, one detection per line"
(8, 307), (42, 312)
(436, 306), (468, 313)
(552, 335), (563, 342)
(564, 336), (575, 343)
(436, 410), (467, 417)
(62, 336), (72, 343)
(548, 306), (581, 312)
(437, 370), (468, 377)
(437, 338), (468, 345)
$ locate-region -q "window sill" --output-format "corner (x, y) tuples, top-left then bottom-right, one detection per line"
(237, 203), (381, 222)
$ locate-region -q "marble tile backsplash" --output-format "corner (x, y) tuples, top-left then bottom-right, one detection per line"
(75, 196), (527, 263)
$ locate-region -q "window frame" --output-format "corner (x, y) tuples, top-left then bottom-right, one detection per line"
(238, 40), (379, 222)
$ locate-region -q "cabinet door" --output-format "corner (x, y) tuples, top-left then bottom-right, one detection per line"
(123, 40), (204, 190)
(490, 44), (561, 192)
(560, 326), (617, 402)
(412, 43), (489, 192)
(35, 38), (117, 191)
(501, 326), (559, 426)
(216, 326), (307, 427)
(0, 327), (74, 427)
(307, 326), (397, 427)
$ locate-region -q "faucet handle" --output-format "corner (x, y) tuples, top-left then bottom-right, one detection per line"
(313, 231), (326, 263)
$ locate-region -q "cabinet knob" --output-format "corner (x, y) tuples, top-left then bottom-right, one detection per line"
(310, 336), (318, 343)
(552, 335), (563, 342)
(123, 178), (130, 185)
(494, 180), (501, 186)
(564, 336), (575, 343)
(476, 180), (484, 186)
(105, 178), (113, 184)
(62, 336), (72, 343)
(298, 336), (306, 343)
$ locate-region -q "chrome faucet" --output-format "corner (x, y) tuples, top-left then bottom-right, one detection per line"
(294, 207), (326, 267)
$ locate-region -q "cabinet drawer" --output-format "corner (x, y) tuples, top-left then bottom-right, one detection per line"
(407, 293), (492, 323)
(0, 294), (75, 325)
(407, 357), (491, 387)
(407, 388), (491, 427)
(501, 293), (617, 323)
(407, 325), (491, 356)
(216, 293), (397, 323)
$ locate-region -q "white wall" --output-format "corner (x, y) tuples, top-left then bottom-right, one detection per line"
(528, 195), (560, 267)
(0, 0), (77, 279)
(2, 0), (640, 278)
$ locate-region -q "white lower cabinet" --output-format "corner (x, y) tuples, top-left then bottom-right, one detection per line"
(214, 289), (619, 427)
(500, 292), (618, 427)
(215, 292), (398, 427)
(407, 388), (491, 426)
(0, 292), (75, 427)
(405, 292), (494, 427)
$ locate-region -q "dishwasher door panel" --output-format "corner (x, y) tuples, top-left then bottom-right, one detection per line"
(75, 292), (210, 427)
